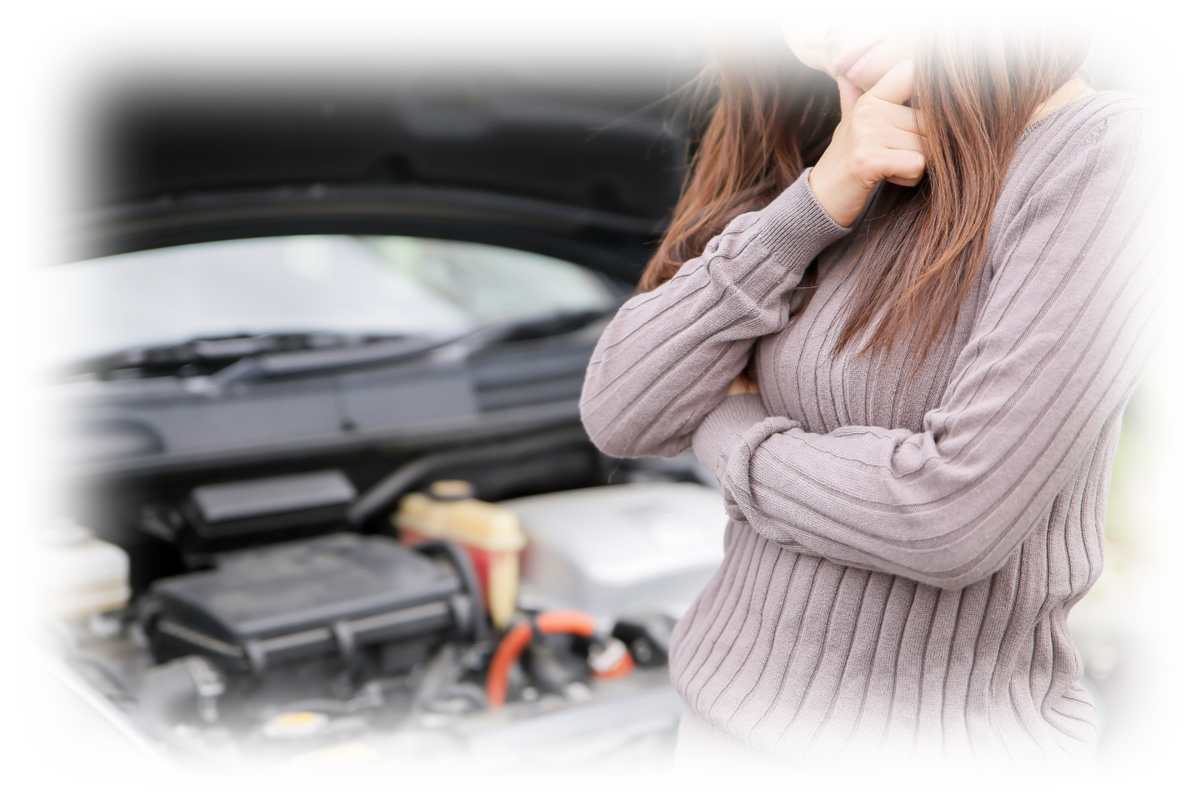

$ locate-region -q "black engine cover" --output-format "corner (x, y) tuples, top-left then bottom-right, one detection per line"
(145, 534), (472, 724)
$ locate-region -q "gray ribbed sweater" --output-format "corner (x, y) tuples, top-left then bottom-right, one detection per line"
(579, 91), (1169, 769)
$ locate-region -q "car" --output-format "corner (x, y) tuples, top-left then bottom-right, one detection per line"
(18, 9), (724, 791)
(31, 54), (743, 776)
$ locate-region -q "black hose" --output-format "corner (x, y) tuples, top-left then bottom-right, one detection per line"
(346, 427), (592, 527)
(398, 642), (459, 728)
(411, 539), (490, 643)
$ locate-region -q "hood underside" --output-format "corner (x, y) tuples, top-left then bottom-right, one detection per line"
(73, 61), (708, 281)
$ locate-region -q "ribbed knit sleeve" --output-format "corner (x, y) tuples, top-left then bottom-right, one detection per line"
(579, 168), (851, 458)
(689, 108), (1171, 591)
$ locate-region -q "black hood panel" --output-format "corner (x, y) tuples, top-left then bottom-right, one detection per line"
(16, 8), (700, 247)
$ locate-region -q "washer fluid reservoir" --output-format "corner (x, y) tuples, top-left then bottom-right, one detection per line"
(16, 520), (130, 618)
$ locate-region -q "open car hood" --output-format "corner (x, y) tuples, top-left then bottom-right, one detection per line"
(72, 59), (707, 284)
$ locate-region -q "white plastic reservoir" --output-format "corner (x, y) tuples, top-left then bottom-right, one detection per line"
(17, 520), (130, 618)
(500, 482), (728, 627)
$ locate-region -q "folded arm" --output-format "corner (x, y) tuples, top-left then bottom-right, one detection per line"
(691, 109), (1171, 591)
(579, 168), (851, 459)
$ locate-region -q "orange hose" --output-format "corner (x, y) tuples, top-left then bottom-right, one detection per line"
(485, 610), (596, 708)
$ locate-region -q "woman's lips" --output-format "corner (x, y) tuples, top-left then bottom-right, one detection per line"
(844, 41), (883, 82)
(838, 40), (883, 81)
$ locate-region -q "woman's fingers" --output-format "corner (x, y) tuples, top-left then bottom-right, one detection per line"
(882, 127), (927, 186)
(864, 59), (916, 106)
(836, 76), (865, 120)
(810, 59), (928, 226)
(882, 149), (927, 186)
(887, 129), (926, 156)
(883, 113), (926, 188)
(885, 104), (924, 134)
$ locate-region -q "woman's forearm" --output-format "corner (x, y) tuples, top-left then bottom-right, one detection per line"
(579, 168), (849, 458)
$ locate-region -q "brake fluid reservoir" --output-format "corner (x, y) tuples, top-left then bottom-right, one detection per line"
(16, 520), (130, 618)
(396, 481), (526, 630)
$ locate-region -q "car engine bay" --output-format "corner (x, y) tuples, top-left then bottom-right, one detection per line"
(38, 432), (727, 773)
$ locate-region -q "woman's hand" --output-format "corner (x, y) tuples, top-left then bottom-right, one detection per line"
(808, 60), (927, 228)
(726, 375), (759, 396)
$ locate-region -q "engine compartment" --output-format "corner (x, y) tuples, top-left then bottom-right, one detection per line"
(145, 534), (482, 677)
(38, 431), (726, 771)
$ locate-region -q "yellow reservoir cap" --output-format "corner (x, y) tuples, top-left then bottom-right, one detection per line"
(428, 479), (475, 500)
(263, 711), (330, 739)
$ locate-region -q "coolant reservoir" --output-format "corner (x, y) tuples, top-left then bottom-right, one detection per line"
(396, 481), (526, 630)
(37, 519), (130, 618)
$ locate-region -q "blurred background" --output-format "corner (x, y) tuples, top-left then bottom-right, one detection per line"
(1075, 9), (1185, 786)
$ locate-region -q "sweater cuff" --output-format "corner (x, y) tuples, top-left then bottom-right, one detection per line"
(692, 393), (772, 485)
(754, 167), (852, 263)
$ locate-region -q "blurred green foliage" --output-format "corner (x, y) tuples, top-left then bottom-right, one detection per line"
(1108, 381), (1185, 594)
(1118, 381), (1185, 462)
(1099, 43), (1190, 597)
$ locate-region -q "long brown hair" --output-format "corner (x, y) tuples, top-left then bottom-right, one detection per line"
(641, 20), (1090, 367)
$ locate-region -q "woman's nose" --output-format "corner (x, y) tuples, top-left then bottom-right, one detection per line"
(792, 9), (849, 50)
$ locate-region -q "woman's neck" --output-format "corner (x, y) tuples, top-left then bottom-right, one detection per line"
(1028, 77), (1095, 127)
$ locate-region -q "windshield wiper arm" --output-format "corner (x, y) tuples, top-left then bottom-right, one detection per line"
(64, 330), (413, 379)
(207, 306), (617, 389)
(59, 305), (618, 389)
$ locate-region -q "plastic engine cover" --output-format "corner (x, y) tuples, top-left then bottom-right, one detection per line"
(500, 482), (727, 626)
(147, 533), (474, 673)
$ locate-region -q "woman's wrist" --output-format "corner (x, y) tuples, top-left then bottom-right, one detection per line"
(692, 393), (772, 482)
(808, 161), (871, 228)
(752, 168), (852, 261)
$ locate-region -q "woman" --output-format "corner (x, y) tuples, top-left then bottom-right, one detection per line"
(578, 17), (1169, 773)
